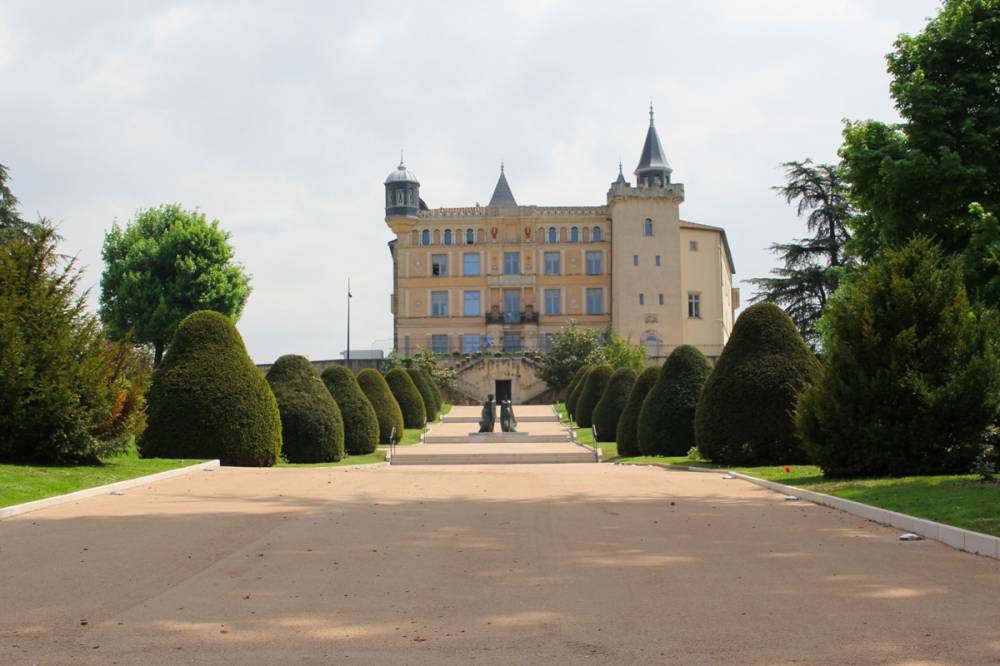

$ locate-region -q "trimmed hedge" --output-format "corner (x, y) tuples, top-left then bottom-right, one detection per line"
(357, 368), (405, 444)
(427, 370), (444, 411)
(695, 303), (821, 465)
(638, 346), (710, 456)
(616, 366), (659, 457)
(141, 310), (282, 466)
(592, 368), (636, 442)
(575, 364), (613, 428)
(385, 368), (426, 428)
(266, 355), (344, 463)
(564, 366), (588, 404)
(321, 365), (379, 455)
(407, 368), (439, 422)
(566, 366), (591, 420)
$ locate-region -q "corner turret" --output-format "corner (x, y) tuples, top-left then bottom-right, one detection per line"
(634, 104), (673, 188)
(385, 156), (420, 218)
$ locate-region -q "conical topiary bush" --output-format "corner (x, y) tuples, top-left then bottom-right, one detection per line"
(592, 368), (636, 442)
(407, 367), (439, 422)
(140, 310), (282, 466)
(563, 366), (588, 415)
(426, 369), (444, 412)
(575, 364), (613, 429)
(638, 346), (710, 456)
(357, 368), (405, 444)
(385, 368), (426, 429)
(266, 355), (344, 463)
(695, 302), (822, 465)
(566, 366), (591, 421)
(616, 366), (659, 458)
(321, 364), (379, 455)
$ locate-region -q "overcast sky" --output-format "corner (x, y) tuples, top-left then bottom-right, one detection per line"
(1, 0), (942, 363)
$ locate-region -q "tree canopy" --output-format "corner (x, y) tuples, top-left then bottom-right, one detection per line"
(100, 204), (252, 364)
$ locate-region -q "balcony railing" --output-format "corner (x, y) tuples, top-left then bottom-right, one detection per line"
(485, 305), (539, 325)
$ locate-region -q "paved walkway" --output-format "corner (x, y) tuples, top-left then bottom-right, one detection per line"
(2, 463), (998, 664)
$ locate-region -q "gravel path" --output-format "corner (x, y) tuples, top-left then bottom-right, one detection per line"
(2, 463), (998, 664)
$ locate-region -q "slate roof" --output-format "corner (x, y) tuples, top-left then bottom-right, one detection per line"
(634, 107), (672, 176)
(489, 165), (517, 207)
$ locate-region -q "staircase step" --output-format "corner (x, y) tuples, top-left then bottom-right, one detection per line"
(391, 452), (597, 465)
(424, 433), (571, 444)
(441, 415), (559, 424)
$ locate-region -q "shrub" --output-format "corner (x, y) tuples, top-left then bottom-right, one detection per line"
(797, 238), (1000, 477)
(592, 368), (636, 442)
(696, 303), (821, 466)
(384, 368), (426, 428)
(566, 366), (591, 420)
(407, 367), (439, 421)
(575, 364), (613, 428)
(266, 355), (344, 463)
(615, 366), (659, 457)
(0, 224), (149, 463)
(357, 368), (405, 444)
(321, 365), (379, 455)
(141, 310), (282, 466)
(638, 346), (711, 456)
(563, 366), (588, 405)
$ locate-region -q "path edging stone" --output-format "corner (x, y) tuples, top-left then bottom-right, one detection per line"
(0, 459), (221, 520)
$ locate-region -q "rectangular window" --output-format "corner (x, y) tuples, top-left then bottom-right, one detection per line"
(586, 288), (603, 315)
(431, 334), (448, 354)
(503, 334), (522, 352)
(463, 252), (480, 276)
(543, 251), (561, 275)
(544, 289), (561, 315)
(659, 293), (664, 305)
(503, 252), (520, 275)
(431, 291), (448, 317)
(585, 251), (602, 275)
(688, 292), (701, 318)
(655, 255), (661, 267)
(462, 290), (481, 317)
(633, 255), (639, 267)
(503, 289), (521, 323)
(462, 333), (480, 354)
(639, 293), (644, 306)
(431, 254), (448, 277)
(690, 240), (699, 251)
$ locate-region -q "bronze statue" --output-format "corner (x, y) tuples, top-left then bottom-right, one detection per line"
(478, 394), (496, 433)
(500, 399), (517, 433)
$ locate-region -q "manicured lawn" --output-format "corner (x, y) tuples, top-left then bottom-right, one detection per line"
(400, 428), (424, 445)
(439, 402), (453, 417)
(555, 402), (571, 424)
(0, 454), (204, 508)
(277, 451), (386, 467)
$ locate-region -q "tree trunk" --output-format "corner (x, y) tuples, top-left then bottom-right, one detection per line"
(154, 340), (164, 367)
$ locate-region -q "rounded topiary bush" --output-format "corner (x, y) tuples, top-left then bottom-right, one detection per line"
(616, 366), (659, 457)
(564, 366), (587, 402)
(407, 368), (439, 422)
(357, 369), (405, 444)
(426, 370), (444, 411)
(638, 346), (711, 456)
(566, 366), (591, 421)
(592, 368), (636, 442)
(266, 355), (344, 463)
(385, 368), (426, 428)
(321, 365), (379, 455)
(140, 310), (282, 466)
(575, 364), (613, 429)
(695, 302), (821, 465)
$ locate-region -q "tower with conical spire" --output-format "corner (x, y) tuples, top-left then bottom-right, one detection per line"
(634, 104), (673, 188)
(489, 163), (517, 207)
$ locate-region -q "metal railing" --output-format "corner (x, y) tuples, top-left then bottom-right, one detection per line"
(388, 426), (398, 463)
(591, 425), (600, 462)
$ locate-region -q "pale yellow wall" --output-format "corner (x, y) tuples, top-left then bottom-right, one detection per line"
(680, 228), (730, 358)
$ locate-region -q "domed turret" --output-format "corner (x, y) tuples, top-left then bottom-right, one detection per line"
(385, 156), (420, 218)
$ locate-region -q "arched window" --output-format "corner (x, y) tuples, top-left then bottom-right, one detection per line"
(433, 229), (440, 244)
(592, 226), (602, 242)
(476, 228), (485, 243)
(548, 227), (557, 243)
(444, 229), (452, 245)
(466, 229), (475, 245)
(643, 219), (654, 236)
(642, 332), (662, 358)
(422, 229), (431, 246)
(570, 227), (579, 243)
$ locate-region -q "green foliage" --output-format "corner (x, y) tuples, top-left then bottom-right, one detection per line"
(797, 238), (1000, 477)
(696, 303), (821, 466)
(839, 0), (1000, 298)
(0, 223), (148, 464)
(357, 368), (404, 444)
(563, 366), (588, 405)
(321, 365), (379, 455)
(566, 366), (591, 420)
(575, 364), (613, 429)
(537, 322), (603, 391)
(616, 366), (659, 457)
(748, 161), (855, 348)
(140, 311), (281, 466)
(592, 368), (636, 442)
(99, 204), (252, 364)
(585, 329), (646, 372)
(0, 163), (38, 241)
(265, 355), (344, 463)
(407, 367), (439, 422)
(638, 346), (711, 456)
(385, 369), (426, 428)
(381, 349), (457, 391)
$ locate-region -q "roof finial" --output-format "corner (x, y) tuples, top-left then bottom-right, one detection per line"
(399, 149), (404, 168)
(649, 102), (654, 125)
(500, 160), (505, 175)
(618, 160), (624, 175)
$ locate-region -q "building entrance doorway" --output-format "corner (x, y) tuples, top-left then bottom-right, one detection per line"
(494, 379), (512, 404)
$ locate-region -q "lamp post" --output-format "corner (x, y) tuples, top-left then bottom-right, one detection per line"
(346, 278), (352, 364)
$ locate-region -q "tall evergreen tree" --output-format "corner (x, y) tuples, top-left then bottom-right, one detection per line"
(748, 160), (854, 347)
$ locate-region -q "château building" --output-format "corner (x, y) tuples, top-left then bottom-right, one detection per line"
(385, 108), (738, 402)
